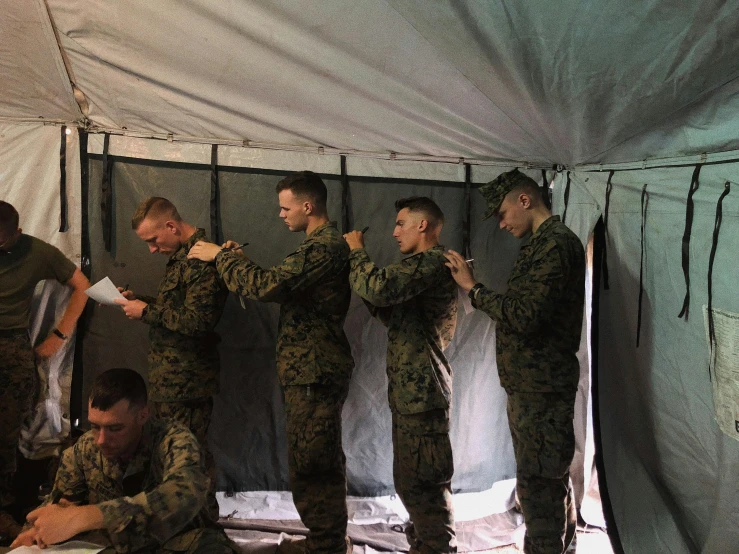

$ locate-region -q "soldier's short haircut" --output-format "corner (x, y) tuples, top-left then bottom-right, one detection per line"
(131, 197), (182, 230)
(508, 179), (546, 206)
(89, 368), (148, 411)
(275, 171), (327, 212)
(0, 201), (19, 236)
(395, 196), (445, 227)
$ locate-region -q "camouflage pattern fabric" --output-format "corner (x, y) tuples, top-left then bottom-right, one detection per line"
(348, 245), (457, 553)
(214, 221), (354, 388)
(139, 229), (228, 403)
(392, 409), (456, 554)
(284, 384), (349, 554)
(45, 417), (237, 554)
(150, 399), (218, 522)
(507, 392), (577, 554)
(471, 216), (585, 394)
(0, 332), (36, 507)
(214, 221), (353, 551)
(347, 245), (457, 415)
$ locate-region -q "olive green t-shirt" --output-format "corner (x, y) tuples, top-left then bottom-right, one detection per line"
(0, 234), (77, 330)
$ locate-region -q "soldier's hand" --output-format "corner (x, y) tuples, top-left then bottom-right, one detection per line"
(343, 230), (365, 250)
(114, 298), (148, 320)
(10, 527), (37, 548)
(187, 240), (222, 262)
(27, 504), (103, 547)
(34, 335), (64, 360)
(444, 250), (477, 292)
(117, 287), (137, 300)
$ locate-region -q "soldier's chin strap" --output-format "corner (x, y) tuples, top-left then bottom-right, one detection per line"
(636, 183), (648, 348)
(677, 164), (702, 320)
(707, 181), (731, 378)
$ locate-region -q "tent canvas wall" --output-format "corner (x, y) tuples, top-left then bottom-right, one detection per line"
(1, 1), (738, 552)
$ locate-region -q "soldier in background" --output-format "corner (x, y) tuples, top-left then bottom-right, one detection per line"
(0, 201), (90, 542)
(445, 169), (585, 554)
(115, 197), (227, 520)
(344, 197), (458, 554)
(11, 367), (239, 553)
(188, 171), (354, 554)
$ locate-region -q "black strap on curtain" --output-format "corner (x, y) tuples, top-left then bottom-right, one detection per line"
(101, 133), (113, 252)
(59, 125), (68, 232)
(707, 181), (731, 375)
(677, 164), (703, 320)
(636, 184), (648, 347)
(561, 171), (571, 225)
(210, 144), (221, 244)
(463, 163), (472, 260)
(541, 169), (551, 209)
(341, 155), (349, 233)
(601, 171), (614, 290)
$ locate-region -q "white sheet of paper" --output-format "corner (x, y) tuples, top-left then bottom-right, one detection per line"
(84, 276), (125, 306)
(11, 540), (106, 554)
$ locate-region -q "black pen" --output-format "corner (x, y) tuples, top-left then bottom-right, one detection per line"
(123, 283), (129, 293)
(361, 226), (369, 234)
(226, 242), (249, 250)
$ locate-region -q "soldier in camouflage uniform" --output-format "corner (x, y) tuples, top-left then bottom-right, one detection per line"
(188, 171), (354, 554)
(344, 197), (458, 554)
(445, 169), (585, 554)
(115, 198), (228, 520)
(0, 201), (90, 542)
(11, 368), (238, 553)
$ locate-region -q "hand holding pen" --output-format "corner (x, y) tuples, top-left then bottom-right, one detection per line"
(342, 226), (368, 250)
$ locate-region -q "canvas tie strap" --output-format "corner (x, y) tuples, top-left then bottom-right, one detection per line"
(462, 163), (472, 260)
(541, 169), (551, 209)
(210, 144), (221, 244)
(101, 133), (113, 252)
(341, 155), (349, 233)
(59, 125), (68, 232)
(677, 164), (702, 319)
(637, 183), (648, 347)
(707, 181), (731, 374)
(601, 171), (614, 290)
(561, 171), (571, 225)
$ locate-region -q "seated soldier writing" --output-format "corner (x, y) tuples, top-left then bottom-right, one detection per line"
(12, 368), (238, 554)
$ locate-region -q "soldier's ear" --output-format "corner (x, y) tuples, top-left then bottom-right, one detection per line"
(137, 405), (150, 425)
(418, 219), (429, 232)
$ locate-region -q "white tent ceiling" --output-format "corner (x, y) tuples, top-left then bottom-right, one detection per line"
(2, 0), (738, 167)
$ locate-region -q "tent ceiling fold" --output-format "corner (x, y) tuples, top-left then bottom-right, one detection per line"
(4, 0), (739, 168)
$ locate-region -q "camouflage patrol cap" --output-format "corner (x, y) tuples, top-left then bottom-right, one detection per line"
(479, 168), (538, 220)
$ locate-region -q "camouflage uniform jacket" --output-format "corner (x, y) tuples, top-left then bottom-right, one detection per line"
(139, 229), (228, 402)
(48, 418), (216, 553)
(348, 245), (457, 415)
(472, 216), (585, 393)
(214, 221), (353, 387)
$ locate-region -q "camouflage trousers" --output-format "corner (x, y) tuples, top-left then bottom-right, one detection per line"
(507, 391), (577, 554)
(0, 332), (37, 508)
(150, 399), (219, 522)
(284, 384), (349, 554)
(93, 526), (240, 554)
(392, 409), (456, 554)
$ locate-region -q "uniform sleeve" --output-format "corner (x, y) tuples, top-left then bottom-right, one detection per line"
(362, 298), (392, 327)
(143, 262), (224, 337)
(43, 243), (77, 284)
(96, 428), (208, 550)
(471, 241), (567, 334)
(348, 248), (442, 307)
(215, 243), (341, 303)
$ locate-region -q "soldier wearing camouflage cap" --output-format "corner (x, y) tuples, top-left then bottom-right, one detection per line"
(344, 197), (458, 554)
(188, 171), (354, 554)
(445, 169), (584, 554)
(115, 197), (228, 521)
(11, 368), (239, 553)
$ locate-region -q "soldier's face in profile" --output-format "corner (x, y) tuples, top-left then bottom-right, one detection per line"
(393, 208), (423, 255)
(89, 399), (149, 461)
(136, 217), (182, 256)
(278, 189), (310, 233)
(496, 194), (532, 238)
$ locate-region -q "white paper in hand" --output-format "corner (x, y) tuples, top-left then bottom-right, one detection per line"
(85, 277), (126, 306)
